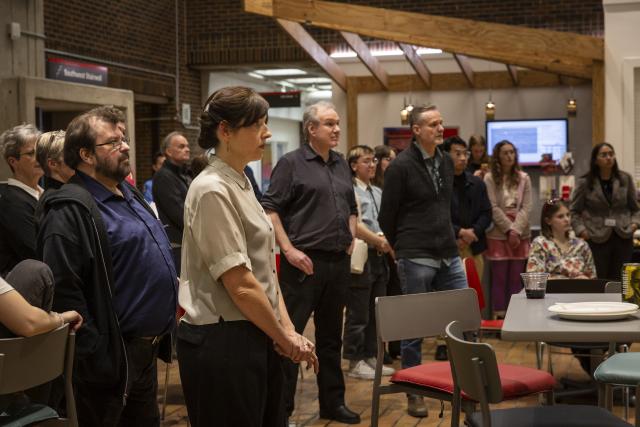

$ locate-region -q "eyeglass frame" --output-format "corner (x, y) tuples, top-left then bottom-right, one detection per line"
(95, 136), (129, 151)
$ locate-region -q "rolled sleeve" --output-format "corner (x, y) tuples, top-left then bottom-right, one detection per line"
(208, 252), (252, 282)
(191, 189), (251, 282)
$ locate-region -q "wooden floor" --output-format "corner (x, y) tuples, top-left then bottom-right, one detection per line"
(158, 328), (636, 426)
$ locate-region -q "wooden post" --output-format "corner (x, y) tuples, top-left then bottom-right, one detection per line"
(591, 60), (605, 145)
(346, 78), (358, 150)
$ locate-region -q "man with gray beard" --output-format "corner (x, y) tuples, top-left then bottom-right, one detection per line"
(36, 106), (177, 427)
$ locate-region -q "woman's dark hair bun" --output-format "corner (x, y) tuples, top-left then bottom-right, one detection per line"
(198, 86), (270, 150)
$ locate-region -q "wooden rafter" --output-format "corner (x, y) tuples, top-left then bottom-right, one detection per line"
(244, 0), (602, 79)
(340, 31), (389, 90)
(398, 43), (431, 88)
(453, 53), (474, 87)
(348, 70), (589, 93)
(276, 19), (347, 91)
(506, 64), (519, 86)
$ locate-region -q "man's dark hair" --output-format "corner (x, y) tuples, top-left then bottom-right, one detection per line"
(64, 106), (126, 168)
(152, 151), (164, 164)
(442, 136), (467, 153)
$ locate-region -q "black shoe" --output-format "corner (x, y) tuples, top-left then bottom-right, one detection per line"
(435, 344), (448, 361)
(319, 405), (361, 424)
(383, 351), (393, 365)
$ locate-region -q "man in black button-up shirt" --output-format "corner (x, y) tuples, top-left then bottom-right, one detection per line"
(262, 101), (360, 424)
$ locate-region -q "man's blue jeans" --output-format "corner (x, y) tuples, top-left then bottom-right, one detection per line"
(396, 257), (468, 368)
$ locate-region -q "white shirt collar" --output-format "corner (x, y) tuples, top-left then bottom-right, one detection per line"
(354, 177), (370, 191)
(7, 178), (43, 200)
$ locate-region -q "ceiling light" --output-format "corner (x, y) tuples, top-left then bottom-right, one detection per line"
(485, 99), (496, 120)
(247, 72), (265, 80)
(254, 68), (307, 76)
(285, 77), (332, 84)
(317, 84), (332, 90)
(567, 98), (577, 117)
(330, 51), (358, 58)
(307, 90), (332, 99)
(416, 48), (443, 55)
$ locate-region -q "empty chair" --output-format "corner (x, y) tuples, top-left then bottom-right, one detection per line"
(0, 324), (77, 426)
(445, 320), (631, 427)
(595, 352), (640, 427)
(371, 288), (555, 427)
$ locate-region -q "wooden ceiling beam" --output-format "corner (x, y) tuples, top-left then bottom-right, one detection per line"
(506, 64), (519, 86)
(398, 43), (431, 88)
(275, 19), (347, 91)
(340, 31), (389, 90)
(453, 53), (474, 87)
(349, 70), (589, 93)
(244, 0), (602, 79)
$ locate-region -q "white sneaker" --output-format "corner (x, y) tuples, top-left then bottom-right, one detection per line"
(365, 357), (395, 376)
(347, 360), (376, 380)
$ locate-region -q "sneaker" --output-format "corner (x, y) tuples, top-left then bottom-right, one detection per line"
(435, 344), (448, 361)
(347, 360), (376, 380)
(365, 357), (395, 376)
(407, 394), (428, 418)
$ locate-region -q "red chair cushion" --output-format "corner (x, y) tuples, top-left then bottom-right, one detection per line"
(481, 319), (504, 330)
(390, 362), (555, 401)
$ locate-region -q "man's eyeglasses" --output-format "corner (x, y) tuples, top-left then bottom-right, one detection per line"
(361, 158), (379, 166)
(18, 150), (36, 158)
(96, 136), (129, 151)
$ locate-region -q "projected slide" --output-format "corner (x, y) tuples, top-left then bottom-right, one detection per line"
(486, 119), (567, 165)
(490, 128), (538, 154)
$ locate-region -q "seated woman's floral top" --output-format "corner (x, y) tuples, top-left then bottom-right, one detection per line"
(526, 235), (597, 279)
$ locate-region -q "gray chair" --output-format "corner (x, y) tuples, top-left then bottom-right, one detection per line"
(595, 352), (640, 427)
(371, 289), (555, 427)
(0, 324), (77, 427)
(445, 320), (632, 427)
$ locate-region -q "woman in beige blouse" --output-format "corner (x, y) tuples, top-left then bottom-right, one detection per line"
(484, 140), (532, 315)
(177, 86), (318, 427)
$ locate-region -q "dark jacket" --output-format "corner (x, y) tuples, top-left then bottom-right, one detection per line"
(0, 184), (38, 276)
(378, 143), (458, 259)
(152, 160), (192, 245)
(451, 171), (492, 255)
(36, 175), (171, 396)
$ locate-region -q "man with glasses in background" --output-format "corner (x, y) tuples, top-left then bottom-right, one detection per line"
(37, 106), (177, 426)
(0, 124), (43, 276)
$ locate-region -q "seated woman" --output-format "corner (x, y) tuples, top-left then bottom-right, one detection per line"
(526, 199), (596, 279)
(0, 260), (82, 415)
(526, 199), (598, 374)
(0, 259), (82, 337)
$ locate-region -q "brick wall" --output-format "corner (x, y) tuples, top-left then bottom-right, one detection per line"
(42, 0), (603, 183)
(188, 0), (603, 66)
(44, 0), (201, 187)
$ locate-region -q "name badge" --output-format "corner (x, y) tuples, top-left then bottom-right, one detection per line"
(604, 218), (617, 227)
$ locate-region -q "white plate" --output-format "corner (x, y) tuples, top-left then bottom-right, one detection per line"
(548, 302), (639, 321)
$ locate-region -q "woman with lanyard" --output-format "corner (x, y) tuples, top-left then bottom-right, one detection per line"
(176, 86), (318, 427)
(570, 142), (640, 280)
